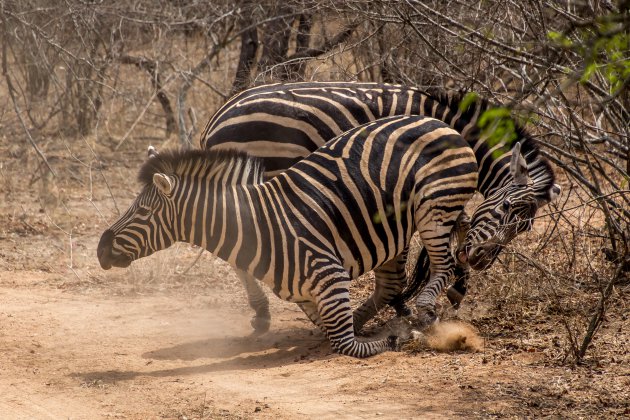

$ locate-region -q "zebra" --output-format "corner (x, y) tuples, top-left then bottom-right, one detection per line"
(97, 115), (479, 358)
(198, 81), (560, 328)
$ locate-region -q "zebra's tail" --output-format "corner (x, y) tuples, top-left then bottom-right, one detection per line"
(389, 247), (431, 310)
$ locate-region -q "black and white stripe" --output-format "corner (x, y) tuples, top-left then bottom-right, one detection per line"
(98, 115), (479, 357)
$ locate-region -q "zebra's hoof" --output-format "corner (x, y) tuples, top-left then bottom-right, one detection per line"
(446, 286), (464, 309)
(250, 314), (271, 333)
(416, 309), (438, 330)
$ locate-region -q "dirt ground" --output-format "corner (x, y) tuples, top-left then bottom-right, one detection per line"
(1, 141), (628, 419)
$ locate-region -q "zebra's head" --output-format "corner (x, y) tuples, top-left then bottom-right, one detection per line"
(97, 146), (263, 270)
(97, 146), (177, 269)
(461, 142), (561, 270)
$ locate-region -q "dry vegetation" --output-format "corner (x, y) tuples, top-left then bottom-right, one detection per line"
(0, 0), (628, 418)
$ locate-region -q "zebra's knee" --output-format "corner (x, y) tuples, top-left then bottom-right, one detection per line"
(446, 286), (465, 309)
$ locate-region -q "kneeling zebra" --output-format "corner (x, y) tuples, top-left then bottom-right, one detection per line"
(97, 115), (478, 357)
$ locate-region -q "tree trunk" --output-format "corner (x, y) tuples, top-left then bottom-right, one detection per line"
(258, 9), (292, 78)
(230, 26), (259, 97)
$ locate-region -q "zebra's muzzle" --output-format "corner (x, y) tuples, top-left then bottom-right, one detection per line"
(97, 229), (132, 270)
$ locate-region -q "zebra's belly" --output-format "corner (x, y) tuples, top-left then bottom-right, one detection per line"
(250, 227), (414, 303)
(339, 238), (413, 280)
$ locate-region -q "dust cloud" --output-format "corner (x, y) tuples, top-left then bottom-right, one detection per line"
(405, 321), (483, 353)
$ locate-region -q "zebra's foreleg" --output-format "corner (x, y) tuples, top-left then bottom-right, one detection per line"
(446, 211), (471, 309)
(352, 252), (408, 334)
(235, 269), (271, 333)
(386, 247), (413, 317)
(414, 224), (457, 328)
(446, 265), (469, 309)
(313, 270), (397, 358)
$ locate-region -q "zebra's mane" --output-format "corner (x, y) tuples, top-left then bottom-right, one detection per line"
(138, 148), (264, 187)
(423, 87), (555, 197)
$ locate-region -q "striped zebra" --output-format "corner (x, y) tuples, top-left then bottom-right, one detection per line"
(199, 82), (560, 327)
(97, 115), (479, 357)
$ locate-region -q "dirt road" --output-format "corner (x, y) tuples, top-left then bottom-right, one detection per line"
(1, 271), (482, 419)
(0, 277), (447, 418)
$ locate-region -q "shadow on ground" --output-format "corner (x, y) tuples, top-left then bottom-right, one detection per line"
(72, 327), (330, 384)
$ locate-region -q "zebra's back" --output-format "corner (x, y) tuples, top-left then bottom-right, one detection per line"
(200, 82), (434, 176)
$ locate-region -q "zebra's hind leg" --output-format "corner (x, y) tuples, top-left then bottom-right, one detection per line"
(313, 268), (397, 358)
(235, 269), (271, 333)
(352, 251), (408, 334)
(297, 302), (326, 334)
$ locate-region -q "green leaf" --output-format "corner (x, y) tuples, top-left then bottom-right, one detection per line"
(581, 63), (598, 83)
(477, 107), (519, 151)
(547, 31), (572, 48)
(459, 92), (479, 113)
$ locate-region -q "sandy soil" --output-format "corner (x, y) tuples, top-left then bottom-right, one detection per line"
(0, 144), (628, 419)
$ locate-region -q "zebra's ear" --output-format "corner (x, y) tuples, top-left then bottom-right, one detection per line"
(509, 142), (529, 185)
(153, 173), (174, 195)
(148, 145), (159, 158)
(537, 183), (561, 207)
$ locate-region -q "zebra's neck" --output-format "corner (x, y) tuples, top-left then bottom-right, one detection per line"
(185, 182), (271, 275)
(471, 137), (520, 197)
(139, 149), (269, 271)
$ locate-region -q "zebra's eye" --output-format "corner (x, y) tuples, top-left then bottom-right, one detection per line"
(502, 199), (511, 211)
(137, 207), (151, 217)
